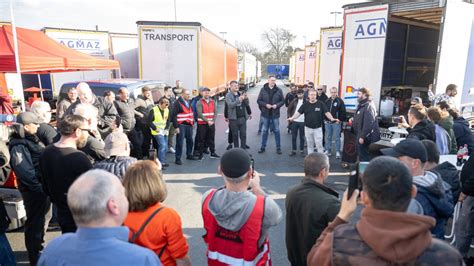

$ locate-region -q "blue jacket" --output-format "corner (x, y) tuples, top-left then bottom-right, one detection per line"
(414, 171), (454, 239)
(453, 117), (474, 155)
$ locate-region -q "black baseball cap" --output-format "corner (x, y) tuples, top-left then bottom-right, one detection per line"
(381, 139), (427, 163)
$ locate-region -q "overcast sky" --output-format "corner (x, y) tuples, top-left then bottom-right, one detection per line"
(1, 0), (364, 51)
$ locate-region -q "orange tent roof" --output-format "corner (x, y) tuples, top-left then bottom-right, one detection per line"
(0, 25), (120, 74)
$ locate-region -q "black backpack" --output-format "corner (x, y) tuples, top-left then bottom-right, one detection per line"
(0, 198), (11, 232)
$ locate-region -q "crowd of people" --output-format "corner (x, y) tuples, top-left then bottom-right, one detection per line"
(0, 77), (473, 265)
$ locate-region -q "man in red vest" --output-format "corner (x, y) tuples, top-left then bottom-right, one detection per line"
(202, 148), (282, 265)
(196, 87), (219, 159)
(172, 88), (198, 165)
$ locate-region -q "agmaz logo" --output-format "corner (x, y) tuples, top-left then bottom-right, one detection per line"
(327, 36), (342, 50)
(354, 18), (387, 40)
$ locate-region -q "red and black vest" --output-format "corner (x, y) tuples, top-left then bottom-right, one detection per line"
(176, 101), (194, 125)
(202, 189), (271, 266)
(198, 98), (215, 125)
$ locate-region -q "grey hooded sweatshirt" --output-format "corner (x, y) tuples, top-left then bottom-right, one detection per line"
(202, 187), (282, 246)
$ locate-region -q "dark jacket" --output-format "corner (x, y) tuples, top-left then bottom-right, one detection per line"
(224, 94), (251, 120)
(431, 162), (461, 202)
(8, 128), (45, 193)
(461, 155), (474, 196)
(453, 117), (474, 155)
(114, 99), (136, 132)
(325, 97), (347, 122)
(79, 135), (106, 165)
(406, 119), (436, 142)
(134, 95), (154, 126)
(256, 83), (285, 119)
(37, 123), (59, 146)
(352, 98), (380, 144)
(93, 156), (137, 181)
(285, 92), (296, 107)
(307, 208), (463, 266)
(285, 178), (340, 266)
(225, 91), (251, 120)
(414, 171), (454, 239)
(66, 95), (118, 138)
(287, 98), (304, 118)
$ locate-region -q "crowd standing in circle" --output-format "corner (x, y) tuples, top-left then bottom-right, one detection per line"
(0, 78), (473, 266)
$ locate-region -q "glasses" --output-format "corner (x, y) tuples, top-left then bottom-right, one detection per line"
(317, 89), (323, 91)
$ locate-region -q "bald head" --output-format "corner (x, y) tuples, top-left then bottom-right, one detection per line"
(67, 169), (129, 227)
(76, 82), (94, 104)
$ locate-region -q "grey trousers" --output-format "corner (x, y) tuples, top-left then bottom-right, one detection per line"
(455, 196), (474, 258)
(229, 117), (247, 148)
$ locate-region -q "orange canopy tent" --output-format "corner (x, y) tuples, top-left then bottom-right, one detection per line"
(0, 25), (120, 73)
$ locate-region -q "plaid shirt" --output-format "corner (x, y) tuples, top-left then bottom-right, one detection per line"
(433, 93), (455, 108)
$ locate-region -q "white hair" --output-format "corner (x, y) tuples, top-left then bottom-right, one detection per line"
(76, 82), (91, 94)
(31, 101), (51, 123)
(224, 172), (248, 184)
(73, 103), (99, 120)
(67, 169), (118, 225)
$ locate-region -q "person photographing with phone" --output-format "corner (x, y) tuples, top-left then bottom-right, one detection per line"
(201, 148), (282, 265)
(288, 89), (339, 155)
(307, 156), (463, 265)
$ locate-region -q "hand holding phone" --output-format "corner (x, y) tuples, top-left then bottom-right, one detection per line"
(348, 170), (358, 200)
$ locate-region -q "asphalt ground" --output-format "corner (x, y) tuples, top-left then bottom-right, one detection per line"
(8, 80), (467, 265)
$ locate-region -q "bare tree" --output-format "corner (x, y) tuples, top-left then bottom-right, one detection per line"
(261, 28), (296, 64)
(235, 41), (260, 57)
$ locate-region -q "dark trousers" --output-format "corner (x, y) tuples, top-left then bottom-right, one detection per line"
(228, 126), (233, 144)
(57, 207), (77, 234)
(139, 123), (152, 159)
(291, 122), (305, 151)
(357, 142), (371, 162)
(229, 117), (247, 148)
(126, 128), (141, 159)
(176, 124), (194, 160)
(197, 124), (215, 155)
(21, 190), (51, 265)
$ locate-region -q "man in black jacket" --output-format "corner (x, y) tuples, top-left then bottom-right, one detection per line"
(114, 87), (140, 158)
(257, 75), (285, 154)
(324, 87), (346, 159)
(285, 153), (340, 266)
(66, 82), (118, 139)
(455, 155), (474, 263)
(9, 112), (51, 265)
(400, 104), (436, 142)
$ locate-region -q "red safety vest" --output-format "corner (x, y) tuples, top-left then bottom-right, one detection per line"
(176, 101), (194, 125)
(198, 98), (215, 125)
(202, 189), (272, 266)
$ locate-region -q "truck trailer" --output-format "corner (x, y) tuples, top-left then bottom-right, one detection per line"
(267, 64), (290, 80)
(318, 27), (342, 90)
(137, 21), (238, 97)
(109, 33), (139, 79)
(303, 44), (318, 84)
(238, 51), (257, 90)
(294, 51), (305, 86)
(340, 0), (474, 114)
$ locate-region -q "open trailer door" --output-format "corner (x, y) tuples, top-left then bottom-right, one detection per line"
(340, 4), (389, 111)
(435, 0), (474, 110)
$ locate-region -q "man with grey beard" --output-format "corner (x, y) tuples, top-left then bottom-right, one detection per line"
(39, 114), (93, 234)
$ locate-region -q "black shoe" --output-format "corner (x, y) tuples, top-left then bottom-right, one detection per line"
(210, 153), (220, 159)
(277, 149), (282, 155)
(162, 163), (170, 167)
(187, 155), (199, 160)
(175, 160), (182, 165)
(203, 149), (210, 154)
(258, 148), (265, 153)
(244, 145), (250, 149)
(289, 151), (296, 156)
(226, 144), (233, 150)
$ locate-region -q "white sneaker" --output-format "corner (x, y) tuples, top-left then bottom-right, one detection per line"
(336, 152), (341, 159)
(168, 147), (176, 154)
(225, 128), (229, 134)
(324, 150), (331, 156)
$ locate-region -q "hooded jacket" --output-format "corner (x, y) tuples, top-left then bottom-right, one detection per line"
(453, 117), (474, 155)
(431, 162), (461, 202)
(413, 171), (454, 239)
(461, 155), (474, 196)
(94, 156), (137, 181)
(307, 207), (463, 266)
(352, 98), (380, 144)
(406, 119), (436, 142)
(438, 115), (457, 153)
(201, 188), (282, 247)
(256, 83), (285, 119)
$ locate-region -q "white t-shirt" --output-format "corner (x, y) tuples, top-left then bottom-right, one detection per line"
(295, 99), (305, 123)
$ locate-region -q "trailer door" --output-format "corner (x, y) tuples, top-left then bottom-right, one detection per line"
(340, 4), (389, 110)
(435, 0), (474, 109)
(319, 28), (343, 89)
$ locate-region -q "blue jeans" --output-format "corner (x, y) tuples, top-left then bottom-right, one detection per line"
(261, 117), (281, 149)
(325, 122), (342, 153)
(153, 134), (168, 164)
(0, 233), (16, 266)
(176, 124), (194, 160)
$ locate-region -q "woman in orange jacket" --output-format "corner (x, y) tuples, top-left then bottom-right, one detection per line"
(123, 161), (191, 266)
